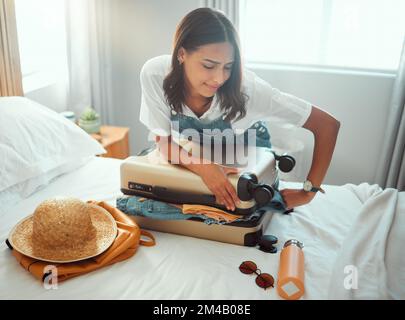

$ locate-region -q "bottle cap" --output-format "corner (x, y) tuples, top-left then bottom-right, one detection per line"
(284, 239), (304, 249)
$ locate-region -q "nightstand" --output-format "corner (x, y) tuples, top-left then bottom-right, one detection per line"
(91, 125), (130, 159)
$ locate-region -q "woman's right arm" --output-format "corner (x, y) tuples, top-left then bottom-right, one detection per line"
(155, 135), (240, 211)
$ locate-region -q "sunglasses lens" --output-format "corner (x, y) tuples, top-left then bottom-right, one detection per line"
(239, 261), (257, 274)
(256, 273), (274, 289)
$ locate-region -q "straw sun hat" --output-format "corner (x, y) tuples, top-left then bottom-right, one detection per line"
(9, 198), (117, 263)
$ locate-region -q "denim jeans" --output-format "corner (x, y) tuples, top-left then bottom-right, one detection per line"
(116, 193), (286, 225)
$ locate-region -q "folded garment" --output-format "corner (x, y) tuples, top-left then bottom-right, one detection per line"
(116, 191), (287, 225)
(182, 204), (243, 223)
(7, 201), (155, 284)
(117, 196), (222, 225)
(258, 190), (287, 212)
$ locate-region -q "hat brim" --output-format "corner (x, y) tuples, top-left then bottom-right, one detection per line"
(9, 204), (117, 263)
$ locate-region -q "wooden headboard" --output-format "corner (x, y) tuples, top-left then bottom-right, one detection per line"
(0, 0), (23, 97)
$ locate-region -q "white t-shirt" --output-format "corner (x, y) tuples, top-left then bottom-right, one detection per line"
(139, 55), (312, 137)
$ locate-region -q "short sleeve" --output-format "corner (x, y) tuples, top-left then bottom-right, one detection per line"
(243, 68), (312, 128)
(139, 59), (171, 136)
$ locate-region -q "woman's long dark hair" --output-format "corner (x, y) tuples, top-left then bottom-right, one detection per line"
(163, 8), (247, 122)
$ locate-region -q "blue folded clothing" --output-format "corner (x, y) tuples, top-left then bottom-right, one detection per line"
(116, 190), (287, 225)
(261, 190), (287, 211)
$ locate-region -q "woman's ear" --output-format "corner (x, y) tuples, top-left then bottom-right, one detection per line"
(177, 47), (186, 64)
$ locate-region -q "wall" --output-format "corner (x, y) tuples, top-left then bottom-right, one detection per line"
(24, 81), (68, 113)
(250, 65), (395, 185)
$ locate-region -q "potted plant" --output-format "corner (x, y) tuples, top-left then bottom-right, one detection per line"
(78, 106), (101, 134)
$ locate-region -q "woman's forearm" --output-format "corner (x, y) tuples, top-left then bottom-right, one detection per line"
(303, 106), (340, 187)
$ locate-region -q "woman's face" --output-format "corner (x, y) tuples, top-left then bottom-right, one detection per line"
(179, 42), (235, 99)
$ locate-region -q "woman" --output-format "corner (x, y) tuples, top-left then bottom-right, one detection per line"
(139, 8), (340, 212)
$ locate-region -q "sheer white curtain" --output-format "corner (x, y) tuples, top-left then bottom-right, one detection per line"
(199, 0), (240, 31)
(375, 39), (405, 191)
(65, 0), (113, 124)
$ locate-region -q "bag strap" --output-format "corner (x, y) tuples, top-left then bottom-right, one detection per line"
(5, 238), (13, 250)
(139, 230), (156, 247)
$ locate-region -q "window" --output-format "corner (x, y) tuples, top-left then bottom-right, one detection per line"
(14, 0), (68, 92)
(239, 0), (405, 71)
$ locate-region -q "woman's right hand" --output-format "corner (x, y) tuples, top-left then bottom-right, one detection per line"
(197, 163), (241, 211)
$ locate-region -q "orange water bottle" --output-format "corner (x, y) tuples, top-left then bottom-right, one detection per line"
(277, 239), (305, 300)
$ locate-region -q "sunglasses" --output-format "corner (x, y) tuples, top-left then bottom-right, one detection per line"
(239, 260), (274, 289)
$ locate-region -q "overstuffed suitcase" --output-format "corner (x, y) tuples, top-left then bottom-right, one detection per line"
(120, 143), (295, 247)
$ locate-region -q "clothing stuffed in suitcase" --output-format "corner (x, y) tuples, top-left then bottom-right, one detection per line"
(116, 195), (281, 247)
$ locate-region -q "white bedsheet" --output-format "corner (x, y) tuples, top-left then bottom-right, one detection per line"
(0, 157), (384, 299)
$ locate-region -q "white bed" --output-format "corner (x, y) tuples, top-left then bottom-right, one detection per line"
(0, 156), (389, 300)
(1, 97), (403, 300)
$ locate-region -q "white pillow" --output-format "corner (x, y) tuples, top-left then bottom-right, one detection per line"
(0, 96), (106, 193)
(0, 157), (91, 210)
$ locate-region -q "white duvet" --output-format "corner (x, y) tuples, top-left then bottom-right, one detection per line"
(328, 184), (405, 299)
(0, 157), (403, 299)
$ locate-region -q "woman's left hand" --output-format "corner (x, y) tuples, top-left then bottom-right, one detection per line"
(279, 189), (316, 210)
